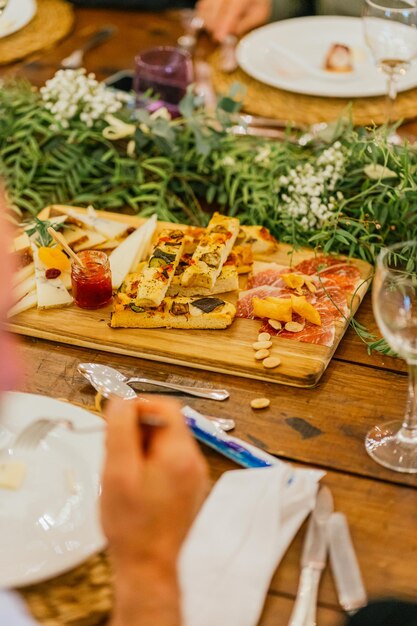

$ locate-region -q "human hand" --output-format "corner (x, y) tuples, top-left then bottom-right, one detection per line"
(101, 396), (208, 576)
(196, 0), (271, 42)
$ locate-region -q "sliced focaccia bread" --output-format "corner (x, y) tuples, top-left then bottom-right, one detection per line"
(111, 294), (236, 329)
(168, 264), (238, 297)
(234, 226), (278, 256)
(224, 245), (253, 274)
(181, 213), (240, 290)
(135, 229), (185, 307)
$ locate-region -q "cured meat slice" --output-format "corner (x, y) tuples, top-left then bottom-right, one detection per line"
(260, 318), (336, 347)
(293, 256), (361, 293)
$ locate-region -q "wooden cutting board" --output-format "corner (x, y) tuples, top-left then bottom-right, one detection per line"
(8, 208), (372, 388)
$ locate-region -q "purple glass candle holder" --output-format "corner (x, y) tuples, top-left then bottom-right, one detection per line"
(134, 46), (194, 117)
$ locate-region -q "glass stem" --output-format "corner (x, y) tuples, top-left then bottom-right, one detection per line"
(386, 70), (398, 123)
(399, 363), (417, 443)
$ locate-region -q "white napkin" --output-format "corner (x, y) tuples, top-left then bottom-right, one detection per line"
(0, 591), (38, 625)
(179, 463), (323, 626)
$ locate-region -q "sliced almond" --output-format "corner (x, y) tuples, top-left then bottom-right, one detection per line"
(263, 356), (281, 369)
(306, 280), (317, 293)
(268, 319), (282, 331)
(254, 348), (270, 360)
(250, 397), (270, 410)
(285, 321), (305, 333)
(258, 332), (271, 342)
(252, 340), (273, 350)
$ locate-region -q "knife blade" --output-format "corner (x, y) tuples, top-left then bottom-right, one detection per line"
(327, 512), (367, 614)
(288, 486), (334, 626)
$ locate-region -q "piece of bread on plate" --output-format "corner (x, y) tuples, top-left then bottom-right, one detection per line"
(234, 225), (278, 255)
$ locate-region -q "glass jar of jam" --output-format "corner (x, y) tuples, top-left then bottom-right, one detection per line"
(71, 250), (113, 309)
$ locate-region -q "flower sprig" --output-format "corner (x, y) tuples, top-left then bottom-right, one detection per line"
(40, 69), (126, 128)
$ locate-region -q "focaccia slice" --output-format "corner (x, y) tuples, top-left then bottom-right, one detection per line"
(181, 213), (240, 290)
(135, 229), (185, 307)
(111, 294), (236, 329)
(234, 226), (278, 256)
(168, 264), (238, 297)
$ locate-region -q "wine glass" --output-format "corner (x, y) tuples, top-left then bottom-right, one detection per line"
(134, 46), (193, 117)
(366, 240), (417, 473)
(362, 0), (417, 122)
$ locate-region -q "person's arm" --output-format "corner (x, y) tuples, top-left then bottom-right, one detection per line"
(196, 0), (272, 41)
(101, 396), (208, 626)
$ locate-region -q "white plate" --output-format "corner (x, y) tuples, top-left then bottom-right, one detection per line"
(0, 0), (36, 39)
(237, 16), (417, 98)
(0, 392), (106, 588)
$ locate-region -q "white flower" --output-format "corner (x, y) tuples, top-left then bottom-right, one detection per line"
(278, 141), (346, 230)
(40, 69), (124, 128)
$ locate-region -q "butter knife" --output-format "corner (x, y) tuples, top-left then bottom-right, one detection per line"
(327, 512), (367, 614)
(288, 486), (334, 626)
(60, 26), (117, 70)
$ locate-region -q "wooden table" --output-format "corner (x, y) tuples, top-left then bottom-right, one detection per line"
(3, 7), (417, 626)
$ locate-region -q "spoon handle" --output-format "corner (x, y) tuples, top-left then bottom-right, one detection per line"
(127, 377), (229, 401)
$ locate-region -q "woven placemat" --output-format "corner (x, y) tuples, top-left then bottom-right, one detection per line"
(17, 396), (113, 626)
(20, 552), (113, 626)
(0, 0), (74, 65)
(209, 49), (417, 126)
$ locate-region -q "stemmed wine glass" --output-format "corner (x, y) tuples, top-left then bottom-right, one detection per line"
(366, 241), (417, 473)
(363, 0), (417, 122)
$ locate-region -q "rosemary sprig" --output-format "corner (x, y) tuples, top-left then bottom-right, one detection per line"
(23, 217), (65, 247)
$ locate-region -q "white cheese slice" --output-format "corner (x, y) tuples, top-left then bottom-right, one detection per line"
(65, 206), (129, 240)
(0, 461), (26, 490)
(14, 275), (36, 303)
(7, 290), (38, 318)
(110, 215), (157, 289)
(32, 246), (73, 309)
(73, 231), (107, 252)
(13, 263), (35, 287)
(13, 233), (31, 252)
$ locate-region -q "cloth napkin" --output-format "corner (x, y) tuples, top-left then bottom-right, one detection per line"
(179, 463), (323, 626)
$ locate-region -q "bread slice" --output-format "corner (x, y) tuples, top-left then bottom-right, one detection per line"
(168, 264), (238, 297)
(234, 226), (278, 255)
(181, 213), (240, 290)
(111, 294), (236, 329)
(134, 229), (185, 307)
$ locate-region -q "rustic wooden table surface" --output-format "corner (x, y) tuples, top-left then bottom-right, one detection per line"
(3, 6), (417, 626)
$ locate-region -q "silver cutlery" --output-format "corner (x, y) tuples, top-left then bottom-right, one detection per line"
(288, 486), (334, 626)
(177, 14), (205, 53)
(219, 34), (238, 73)
(60, 26), (117, 70)
(78, 362), (230, 402)
(8, 414), (168, 452)
(327, 512), (367, 614)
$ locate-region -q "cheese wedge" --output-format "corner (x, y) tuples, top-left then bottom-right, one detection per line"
(181, 213), (240, 290)
(14, 275), (36, 303)
(13, 263), (35, 287)
(111, 294), (236, 329)
(110, 215), (157, 289)
(65, 206), (129, 240)
(7, 290), (38, 318)
(135, 229), (185, 308)
(32, 246), (73, 309)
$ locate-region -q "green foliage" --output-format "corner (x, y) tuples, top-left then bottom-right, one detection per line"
(2, 78), (417, 356)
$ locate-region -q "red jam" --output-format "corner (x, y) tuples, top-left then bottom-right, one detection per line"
(71, 250), (113, 309)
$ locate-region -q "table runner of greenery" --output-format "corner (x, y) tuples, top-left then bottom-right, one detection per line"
(1, 70), (415, 354)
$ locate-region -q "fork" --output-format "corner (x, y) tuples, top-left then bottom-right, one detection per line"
(10, 419), (105, 452)
(60, 26), (117, 70)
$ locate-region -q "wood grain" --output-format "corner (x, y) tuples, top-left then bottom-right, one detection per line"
(9, 208), (372, 388)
